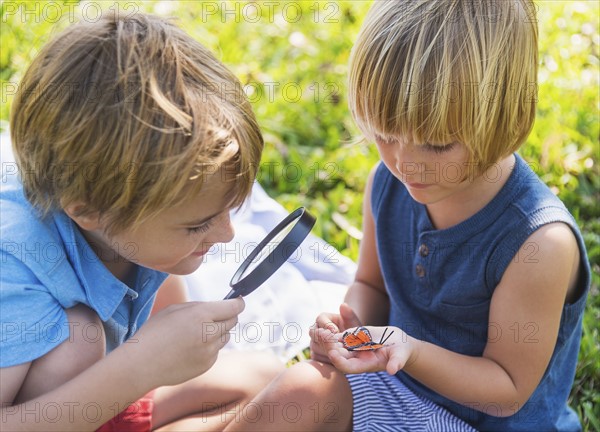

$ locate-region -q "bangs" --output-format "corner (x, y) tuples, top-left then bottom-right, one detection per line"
(348, 0), (538, 165)
(186, 138), (255, 212)
(349, 2), (458, 143)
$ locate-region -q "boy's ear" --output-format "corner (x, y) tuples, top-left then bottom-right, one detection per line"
(63, 202), (102, 231)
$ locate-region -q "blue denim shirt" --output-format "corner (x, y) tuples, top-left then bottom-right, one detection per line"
(0, 171), (168, 367)
(372, 154), (590, 431)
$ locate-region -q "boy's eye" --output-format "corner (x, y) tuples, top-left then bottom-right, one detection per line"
(424, 143), (455, 154)
(186, 220), (213, 235)
(375, 135), (396, 145)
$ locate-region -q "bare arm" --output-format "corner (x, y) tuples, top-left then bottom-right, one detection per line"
(151, 274), (190, 315)
(403, 223), (580, 414)
(344, 164), (389, 326)
(310, 165), (389, 361)
(0, 363), (31, 408)
(1, 341), (156, 431)
(0, 298), (244, 431)
(329, 222), (581, 416)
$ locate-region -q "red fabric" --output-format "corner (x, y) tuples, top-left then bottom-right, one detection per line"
(96, 391), (155, 432)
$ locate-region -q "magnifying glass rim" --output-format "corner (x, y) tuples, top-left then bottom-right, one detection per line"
(223, 207), (316, 299)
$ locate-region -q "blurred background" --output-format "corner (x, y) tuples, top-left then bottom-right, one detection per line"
(1, 1), (598, 428)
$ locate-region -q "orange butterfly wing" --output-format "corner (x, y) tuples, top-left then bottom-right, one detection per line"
(342, 326), (393, 351)
(341, 333), (365, 349)
(354, 329), (373, 344)
(348, 343), (384, 351)
(342, 327), (374, 350)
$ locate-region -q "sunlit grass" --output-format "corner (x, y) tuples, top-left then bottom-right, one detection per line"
(1, 1), (597, 429)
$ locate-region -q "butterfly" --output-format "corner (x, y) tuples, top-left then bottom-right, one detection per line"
(342, 326), (394, 351)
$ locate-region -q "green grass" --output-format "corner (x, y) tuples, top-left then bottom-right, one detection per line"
(2, 1), (598, 429)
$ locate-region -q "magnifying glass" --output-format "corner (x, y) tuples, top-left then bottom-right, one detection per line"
(223, 207), (316, 300)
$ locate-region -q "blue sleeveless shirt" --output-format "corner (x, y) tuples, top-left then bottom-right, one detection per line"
(371, 154), (590, 431)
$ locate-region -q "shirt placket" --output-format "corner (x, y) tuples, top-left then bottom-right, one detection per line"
(414, 234), (433, 304)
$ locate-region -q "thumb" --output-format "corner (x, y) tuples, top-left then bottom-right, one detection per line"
(339, 303), (362, 329)
(386, 349), (410, 375)
(204, 297), (245, 321)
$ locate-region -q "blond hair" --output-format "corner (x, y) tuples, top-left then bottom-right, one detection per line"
(348, 0), (538, 169)
(11, 12), (263, 234)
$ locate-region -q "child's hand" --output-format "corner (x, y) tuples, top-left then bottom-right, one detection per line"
(132, 297), (244, 388)
(309, 303), (362, 363)
(327, 326), (419, 376)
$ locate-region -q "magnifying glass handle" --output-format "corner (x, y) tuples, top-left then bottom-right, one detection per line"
(223, 289), (237, 300)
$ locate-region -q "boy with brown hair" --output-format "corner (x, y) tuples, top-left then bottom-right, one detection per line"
(1, 12), (281, 431)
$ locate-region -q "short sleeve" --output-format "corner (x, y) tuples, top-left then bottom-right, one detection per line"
(0, 251), (68, 367)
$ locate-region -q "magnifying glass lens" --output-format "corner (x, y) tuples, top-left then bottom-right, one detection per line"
(240, 221), (297, 279)
(223, 207), (315, 300)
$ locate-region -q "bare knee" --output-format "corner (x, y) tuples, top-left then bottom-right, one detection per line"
(273, 360), (348, 399)
(238, 351), (286, 399)
(15, 304), (105, 403)
(273, 361), (352, 427)
(226, 360), (353, 431)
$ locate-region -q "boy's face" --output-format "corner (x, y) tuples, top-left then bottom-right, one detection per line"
(79, 172), (237, 277)
(374, 135), (474, 205)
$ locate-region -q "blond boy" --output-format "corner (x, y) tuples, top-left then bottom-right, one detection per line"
(229, 1), (589, 431)
(1, 12), (282, 431)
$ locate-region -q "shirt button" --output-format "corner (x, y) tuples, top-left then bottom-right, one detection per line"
(419, 244), (429, 257)
(415, 264), (426, 278)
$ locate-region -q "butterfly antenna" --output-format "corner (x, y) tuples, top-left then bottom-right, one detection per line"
(380, 328), (394, 345)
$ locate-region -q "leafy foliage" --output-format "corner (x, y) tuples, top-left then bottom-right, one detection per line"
(1, 1), (598, 429)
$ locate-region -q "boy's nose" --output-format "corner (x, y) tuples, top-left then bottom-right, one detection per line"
(223, 220), (235, 243)
(394, 146), (420, 177)
(215, 213), (235, 244)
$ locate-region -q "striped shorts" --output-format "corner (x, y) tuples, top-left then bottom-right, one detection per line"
(347, 372), (477, 432)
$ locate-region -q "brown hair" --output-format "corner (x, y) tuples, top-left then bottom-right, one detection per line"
(11, 12), (263, 234)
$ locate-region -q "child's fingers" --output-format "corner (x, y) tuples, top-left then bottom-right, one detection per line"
(328, 348), (372, 374)
(327, 349), (350, 371)
(310, 325), (338, 343)
(386, 349), (410, 375)
(314, 312), (341, 334)
(203, 297), (245, 321)
(195, 315), (239, 348)
(339, 303), (362, 328)
(308, 324), (320, 342)
(309, 327), (335, 363)
(316, 328), (341, 348)
(218, 315), (240, 333)
(330, 348), (393, 374)
(309, 348), (332, 364)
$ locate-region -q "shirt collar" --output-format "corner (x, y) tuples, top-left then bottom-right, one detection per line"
(52, 211), (167, 321)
